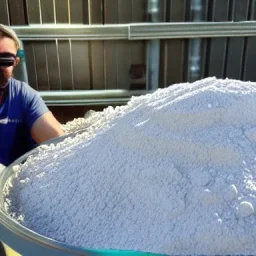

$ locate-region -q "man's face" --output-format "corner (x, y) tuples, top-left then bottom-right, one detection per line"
(0, 37), (17, 88)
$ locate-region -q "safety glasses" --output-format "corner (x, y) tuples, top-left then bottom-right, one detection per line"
(0, 53), (16, 67)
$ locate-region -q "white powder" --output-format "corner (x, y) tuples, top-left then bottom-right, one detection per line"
(0, 164), (5, 173)
(4, 77), (256, 255)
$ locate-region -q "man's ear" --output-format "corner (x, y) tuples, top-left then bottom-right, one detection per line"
(14, 57), (20, 66)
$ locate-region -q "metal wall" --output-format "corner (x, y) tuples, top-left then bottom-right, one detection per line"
(205, 0), (255, 82)
(0, 0), (256, 122)
(161, 0), (256, 85)
(0, 0), (147, 91)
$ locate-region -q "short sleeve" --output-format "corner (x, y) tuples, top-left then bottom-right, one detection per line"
(21, 83), (49, 129)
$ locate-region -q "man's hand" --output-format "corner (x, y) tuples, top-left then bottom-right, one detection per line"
(31, 112), (64, 144)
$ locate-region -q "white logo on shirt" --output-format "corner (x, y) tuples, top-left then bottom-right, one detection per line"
(0, 118), (22, 124)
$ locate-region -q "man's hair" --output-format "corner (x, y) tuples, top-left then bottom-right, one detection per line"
(0, 24), (21, 50)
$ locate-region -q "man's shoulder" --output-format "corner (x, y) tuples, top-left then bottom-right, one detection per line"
(10, 78), (37, 96)
(10, 77), (28, 90)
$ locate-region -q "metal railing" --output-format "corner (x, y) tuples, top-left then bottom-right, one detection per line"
(13, 21), (256, 106)
(13, 22), (256, 40)
(39, 90), (151, 106)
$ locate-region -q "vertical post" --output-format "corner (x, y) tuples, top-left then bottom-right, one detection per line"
(146, 0), (160, 90)
(187, 0), (203, 82)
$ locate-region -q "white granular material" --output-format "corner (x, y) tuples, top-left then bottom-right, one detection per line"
(0, 164), (5, 173)
(4, 77), (256, 255)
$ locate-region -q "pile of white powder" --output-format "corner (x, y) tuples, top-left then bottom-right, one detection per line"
(0, 164), (5, 173)
(4, 77), (256, 255)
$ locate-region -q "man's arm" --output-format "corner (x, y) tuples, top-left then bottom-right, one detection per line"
(21, 81), (64, 144)
(31, 111), (64, 144)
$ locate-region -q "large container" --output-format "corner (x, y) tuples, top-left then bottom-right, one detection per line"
(0, 137), (164, 256)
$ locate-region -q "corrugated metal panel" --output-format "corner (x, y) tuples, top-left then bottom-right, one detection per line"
(40, 1), (61, 90)
(6, 1), (256, 95)
(45, 41), (61, 90)
(0, 0), (9, 24)
(26, 0), (59, 91)
(131, 0), (146, 90)
(89, 0), (103, 24)
(8, 0), (26, 25)
(70, 0), (90, 90)
(132, 0), (146, 22)
(5, 0), (256, 121)
(34, 42), (50, 90)
(24, 0), (40, 90)
(243, 36), (256, 81)
(160, 0), (188, 88)
(242, 0), (256, 81)
(199, 0), (209, 79)
(58, 40), (73, 90)
(26, 0), (50, 91)
(23, 42), (38, 90)
(118, 0), (132, 23)
(104, 0), (119, 89)
(41, 0), (55, 23)
(89, 0), (105, 90)
(225, 0), (250, 80)
(55, 0), (73, 90)
(117, 0), (132, 89)
(130, 40), (146, 89)
(116, 41), (131, 89)
(104, 0), (146, 90)
(170, 0), (188, 22)
(159, 0), (167, 22)
(104, 40), (118, 89)
(55, 0), (69, 23)
(90, 40), (105, 89)
(70, 0), (87, 24)
(7, 0), (28, 86)
(25, 0), (90, 91)
(71, 41), (91, 90)
(26, 0), (41, 24)
(206, 0), (230, 78)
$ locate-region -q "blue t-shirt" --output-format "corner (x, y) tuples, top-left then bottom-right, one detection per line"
(0, 78), (49, 166)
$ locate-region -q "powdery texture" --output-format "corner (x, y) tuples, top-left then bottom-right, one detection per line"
(0, 164), (5, 173)
(4, 77), (256, 255)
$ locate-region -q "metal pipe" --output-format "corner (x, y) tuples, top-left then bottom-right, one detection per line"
(146, 0), (160, 90)
(187, 0), (203, 82)
(11, 22), (256, 41)
(39, 89), (151, 106)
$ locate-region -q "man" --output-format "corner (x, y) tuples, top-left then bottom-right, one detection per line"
(0, 24), (64, 167)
